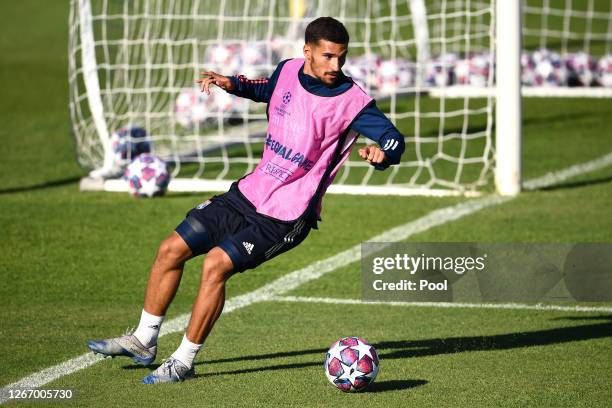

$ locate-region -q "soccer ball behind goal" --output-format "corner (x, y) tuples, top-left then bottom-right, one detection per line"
(521, 51), (537, 86)
(324, 336), (379, 392)
(424, 53), (458, 87)
(565, 52), (597, 87)
(343, 54), (379, 91)
(596, 55), (612, 87)
(375, 59), (414, 94)
(174, 87), (246, 129)
(205, 43), (243, 76)
(455, 53), (491, 87)
(241, 41), (275, 79)
(174, 88), (211, 129)
(124, 154), (170, 198)
(110, 125), (151, 169)
(532, 49), (568, 87)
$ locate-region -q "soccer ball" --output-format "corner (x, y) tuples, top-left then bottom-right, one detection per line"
(175, 86), (245, 129)
(208, 87), (247, 121)
(124, 154), (170, 198)
(425, 53), (457, 87)
(376, 58), (414, 94)
(565, 52), (596, 86)
(174, 88), (211, 129)
(110, 125), (151, 168)
(532, 49), (567, 87)
(343, 54), (379, 91)
(205, 43), (243, 75)
(241, 41), (271, 78)
(455, 53), (491, 87)
(343, 60), (369, 90)
(521, 51), (537, 86)
(324, 336), (379, 392)
(596, 55), (612, 87)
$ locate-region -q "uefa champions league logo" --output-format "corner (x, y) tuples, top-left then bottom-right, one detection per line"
(273, 89), (293, 118)
(282, 91), (292, 104)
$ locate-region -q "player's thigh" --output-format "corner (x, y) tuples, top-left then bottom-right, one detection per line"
(219, 218), (311, 273)
(175, 197), (248, 257)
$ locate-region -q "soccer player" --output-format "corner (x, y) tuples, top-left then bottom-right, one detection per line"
(88, 17), (405, 384)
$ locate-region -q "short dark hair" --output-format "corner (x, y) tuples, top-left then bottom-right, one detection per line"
(305, 17), (349, 45)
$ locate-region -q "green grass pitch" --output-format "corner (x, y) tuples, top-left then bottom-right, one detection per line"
(1, 1), (611, 407)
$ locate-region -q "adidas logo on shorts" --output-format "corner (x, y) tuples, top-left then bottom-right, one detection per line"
(242, 241), (254, 254)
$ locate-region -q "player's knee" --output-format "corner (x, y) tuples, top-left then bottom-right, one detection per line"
(201, 248), (233, 284)
(156, 234), (191, 265)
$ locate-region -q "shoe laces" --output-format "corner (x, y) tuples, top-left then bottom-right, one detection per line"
(160, 358), (179, 376)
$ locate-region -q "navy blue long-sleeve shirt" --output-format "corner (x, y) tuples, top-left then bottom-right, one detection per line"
(228, 59), (405, 169)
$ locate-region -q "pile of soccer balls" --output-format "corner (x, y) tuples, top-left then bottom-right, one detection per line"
(175, 40), (612, 129)
(174, 41), (279, 129)
(108, 125), (170, 198)
(324, 336), (379, 392)
(341, 49), (612, 92)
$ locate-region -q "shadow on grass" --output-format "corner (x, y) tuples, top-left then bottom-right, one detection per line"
(365, 379), (428, 393)
(374, 314), (612, 360)
(0, 176), (82, 195)
(151, 314), (612, 387)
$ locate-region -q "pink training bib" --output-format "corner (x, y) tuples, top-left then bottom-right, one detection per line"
(238, 58), (372, 221)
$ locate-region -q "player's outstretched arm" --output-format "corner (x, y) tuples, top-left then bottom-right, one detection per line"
(198, 59), (287, 103)
(196, 71), (235, 95)
(358, 145), (387, 166)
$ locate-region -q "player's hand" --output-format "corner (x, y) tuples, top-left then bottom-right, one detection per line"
(196, 71), (235, 94)
(358, 145), (387, 165)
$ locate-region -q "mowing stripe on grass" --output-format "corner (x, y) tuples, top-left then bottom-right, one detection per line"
(269, 296), (612, 313)
(1, 152), (611, 403)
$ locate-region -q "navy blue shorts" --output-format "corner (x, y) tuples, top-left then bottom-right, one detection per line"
(175, 183), (311, 273)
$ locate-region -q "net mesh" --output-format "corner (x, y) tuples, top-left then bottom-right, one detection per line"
(69, 0), (499, 193)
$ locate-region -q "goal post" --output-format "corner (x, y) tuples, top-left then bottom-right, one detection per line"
(495, 0), (522, 196)
(69, 0), (611, 197)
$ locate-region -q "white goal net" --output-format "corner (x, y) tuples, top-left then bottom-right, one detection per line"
(69, 0), (611, 196)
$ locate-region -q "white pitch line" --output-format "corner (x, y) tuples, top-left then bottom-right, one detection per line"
(269, 295), (612, 313)
(523, 152), (612, 191)
(1, 152), (611, 403)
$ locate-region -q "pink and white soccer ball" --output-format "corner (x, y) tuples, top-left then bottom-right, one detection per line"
(596, 55), (612, 87)
(174, 87), (245, 128)
(207, 87), (247, 120)
(521, 51), (537, 86)
(532, 49), (567, 86)
(343, 54), (379, 90)
(455, 53), (491, 87)
(324, 336), (379, 392)
(425, 53), (458, 87)
(109, 125), (151, 167)
(124, 154), (170, 198)
(376, 58), (414, 94)
(343, 58), (370, 90)
(565, 52), (596, 86)
(205, 43), (242, 75)
(174, 88), (211, 128)
(241, 41), (271, 78)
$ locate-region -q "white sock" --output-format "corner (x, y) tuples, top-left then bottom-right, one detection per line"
(171, 334), (203, 368)
(133, 309), (164, 348)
